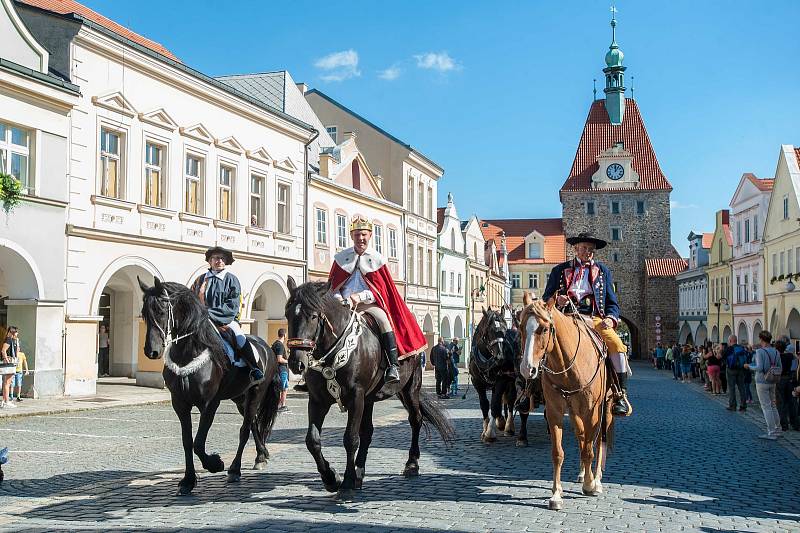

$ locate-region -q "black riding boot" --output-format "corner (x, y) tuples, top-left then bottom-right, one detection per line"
(235, 341), (264, 383)
(612, 372), (632, 416)
(381, 332), (400, 385)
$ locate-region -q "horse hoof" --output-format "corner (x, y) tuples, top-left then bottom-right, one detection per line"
(354, 478), (363, 489)
(403, 466), (419, 478)
(582, 487), (599, 497)
(548, 499), (563, 511)
(336, 488), (356, 502)
(323, 471), (342, 493)
(226, 471), (241, 483)
(505, 430), (515, 437)
(206, 454), (225, 473)
(515, 439), (528, 448)
(483, 436), (497, 443)
(177, 484), (194, 496)
(253, 460), (268, 471)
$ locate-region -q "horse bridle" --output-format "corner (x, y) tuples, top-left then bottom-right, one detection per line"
(287, 303), (354, 363)
(529, 301), (606, 398)
(149, 292), (196, 347)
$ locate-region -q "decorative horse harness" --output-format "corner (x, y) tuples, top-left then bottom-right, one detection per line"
(288, 307), (363, 412)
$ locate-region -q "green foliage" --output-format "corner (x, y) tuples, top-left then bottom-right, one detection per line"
(0, 172), (22, 216)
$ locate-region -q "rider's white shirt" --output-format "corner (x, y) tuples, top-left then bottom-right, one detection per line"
(568, 260), (592, 301)
(204, 269), (228, 280)
(338, 262), (376, 304)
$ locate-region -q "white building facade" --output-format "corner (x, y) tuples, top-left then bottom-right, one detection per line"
(0, 0), (79, 397)
(437, 194), (469, 359)
(15, 1), (317, 394)
(730, 173), (772, 345)
(677, 232), (711, 345)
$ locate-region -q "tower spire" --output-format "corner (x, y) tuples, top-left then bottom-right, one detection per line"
(603, 4), (627, 125)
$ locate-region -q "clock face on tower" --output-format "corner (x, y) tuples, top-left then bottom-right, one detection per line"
(606, 163), (625, 180)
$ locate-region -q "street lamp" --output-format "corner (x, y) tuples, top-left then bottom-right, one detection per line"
(713, 297), (730, 343)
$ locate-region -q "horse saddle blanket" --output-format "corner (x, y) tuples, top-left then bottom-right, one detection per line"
(213, 327), (257, 368)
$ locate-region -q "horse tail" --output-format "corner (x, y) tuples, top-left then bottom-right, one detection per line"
(255, 373), (281, 445)
(419, 393), (456, 446)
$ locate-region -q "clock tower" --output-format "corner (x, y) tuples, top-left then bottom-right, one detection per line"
(559, 12), (684, 358)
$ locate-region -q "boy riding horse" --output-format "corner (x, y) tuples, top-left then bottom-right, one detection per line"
(542, 232), (632, 417)
(328, 216), (427, 384)
(191, 246), (264, 383)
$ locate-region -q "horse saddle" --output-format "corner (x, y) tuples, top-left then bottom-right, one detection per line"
(570, 314), (608, 358)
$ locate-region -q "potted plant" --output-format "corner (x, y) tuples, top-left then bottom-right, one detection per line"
(0, 173), (22, 216)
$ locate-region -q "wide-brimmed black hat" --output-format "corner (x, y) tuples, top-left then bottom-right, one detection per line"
(205, 246), (235, 265)
(566, 232), (607, 250)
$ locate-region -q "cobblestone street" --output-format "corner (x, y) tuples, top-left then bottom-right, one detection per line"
(1, 365), (799, 532)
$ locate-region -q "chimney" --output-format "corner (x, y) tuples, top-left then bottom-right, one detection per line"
(296, 82), (308, 94)
(319, 152), (334, 178)
(343, 131), (357, 142)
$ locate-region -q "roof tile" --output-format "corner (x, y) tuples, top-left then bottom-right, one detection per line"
(561, 99), (671, 192)
(18, 0), (179, 62)
(480, 218), (566, 265)
(645, 258), (688, 278)
(701, 232), (714, 249)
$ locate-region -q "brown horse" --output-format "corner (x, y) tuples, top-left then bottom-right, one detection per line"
(519, 293), (614, 511)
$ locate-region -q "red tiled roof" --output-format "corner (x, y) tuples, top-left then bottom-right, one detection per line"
(645, 258), (687, 278)
(480, 218), (566, 265)
(561, 99), (671, 192)
(795, 147), (800, 170)
(436, 207), (445, 233)
(742, 173), (774, 192)
(18, 0), (179, 62)
(701, 232), (714, 249)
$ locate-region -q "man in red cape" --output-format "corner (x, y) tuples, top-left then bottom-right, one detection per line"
(329, 216), (427, 384)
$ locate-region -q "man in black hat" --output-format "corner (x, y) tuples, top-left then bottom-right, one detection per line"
(541, 232), (632, 416)
(191, 246), (264, 383)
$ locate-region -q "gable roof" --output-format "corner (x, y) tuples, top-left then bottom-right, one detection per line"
(216, 71), (335, 165)
(645, 258), (687, 278)
(17, 0), (179, 61)
(480, 218), (565, 264)
(747, 173), (774, 192)
(561, 99), (671, 193)
(701, 232), (714, 249)
(436, 207), (445, 233)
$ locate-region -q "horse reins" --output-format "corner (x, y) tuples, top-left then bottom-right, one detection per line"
(152, 293), (197, 347)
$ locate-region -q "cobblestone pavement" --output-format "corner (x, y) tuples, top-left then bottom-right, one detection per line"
(1, 364), (799, 532)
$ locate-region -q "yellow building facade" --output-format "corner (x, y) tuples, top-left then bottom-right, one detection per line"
(706, 209), (734, 343)
(763, 145), (800, 343)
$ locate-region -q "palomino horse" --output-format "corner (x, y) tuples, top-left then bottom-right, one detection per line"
(519, 293), (614, 511)
(285, 278), (454, 500)
(139, 278), (281, 495)
(469, 308), (530, 446)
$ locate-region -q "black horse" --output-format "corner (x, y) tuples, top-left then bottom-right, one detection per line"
(469, 308), (532, 447)
(139, 278), (281, 495)
(285, 278), (454, 500)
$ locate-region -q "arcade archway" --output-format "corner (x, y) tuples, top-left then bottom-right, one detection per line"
(678, 323), (692, 345)
(752, 321), (763, 345)
(454, 315), (464, 340)
(787, 309), (800, 341)
(422, 313), (435, 357)
(696, 324), (708, 346)
(249, 277), (289, 343)
(441, 316), (452, 340)
(617, 316), (639, 358)
(722, 325), (732, 343)
(737, 322), (749, 345)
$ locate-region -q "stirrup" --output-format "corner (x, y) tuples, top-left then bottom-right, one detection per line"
(612, 392), (633, 417)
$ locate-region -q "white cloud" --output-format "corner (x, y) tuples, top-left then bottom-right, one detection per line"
(314, 49), (360, 82)
(414, 51), (459, 72)
(670, 200), (699, 210)
(378, 65), (401, 81)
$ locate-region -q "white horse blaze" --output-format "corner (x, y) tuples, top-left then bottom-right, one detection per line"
(521, 316), (538, 377)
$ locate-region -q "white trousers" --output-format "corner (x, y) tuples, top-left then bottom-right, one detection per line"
(226, 320), (247, 349)
(755, 382), (781, 436)
(608, 352), (629, 374)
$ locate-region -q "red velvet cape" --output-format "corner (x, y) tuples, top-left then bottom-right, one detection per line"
(329, 261), (427, 357)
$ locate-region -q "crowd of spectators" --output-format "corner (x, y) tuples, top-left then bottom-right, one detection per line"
(652, 332), (800, 438)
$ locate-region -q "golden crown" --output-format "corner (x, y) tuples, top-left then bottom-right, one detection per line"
(349, 216), (373, 233)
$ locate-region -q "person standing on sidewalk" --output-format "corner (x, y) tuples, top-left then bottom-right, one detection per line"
(1, 327), (19, 409)
(725, 335), (749, 412)
(448, 338), (461, 396)
(98, 325), (110, 377)
(272, 329), (290, 413)
(431, 337), (449, 398)
(775, 338), (800, 431)
(12, 349), (28, 402)
(746, 330), (782, 440)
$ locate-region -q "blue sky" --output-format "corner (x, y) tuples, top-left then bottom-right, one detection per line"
(81, 0), (800, 252)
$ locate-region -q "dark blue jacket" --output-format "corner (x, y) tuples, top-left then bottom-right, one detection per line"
(541, 260), (621, 322)
(191, 271), (242, 326)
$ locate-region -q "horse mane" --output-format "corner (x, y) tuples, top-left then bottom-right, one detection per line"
(287, 281), (336, 314)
